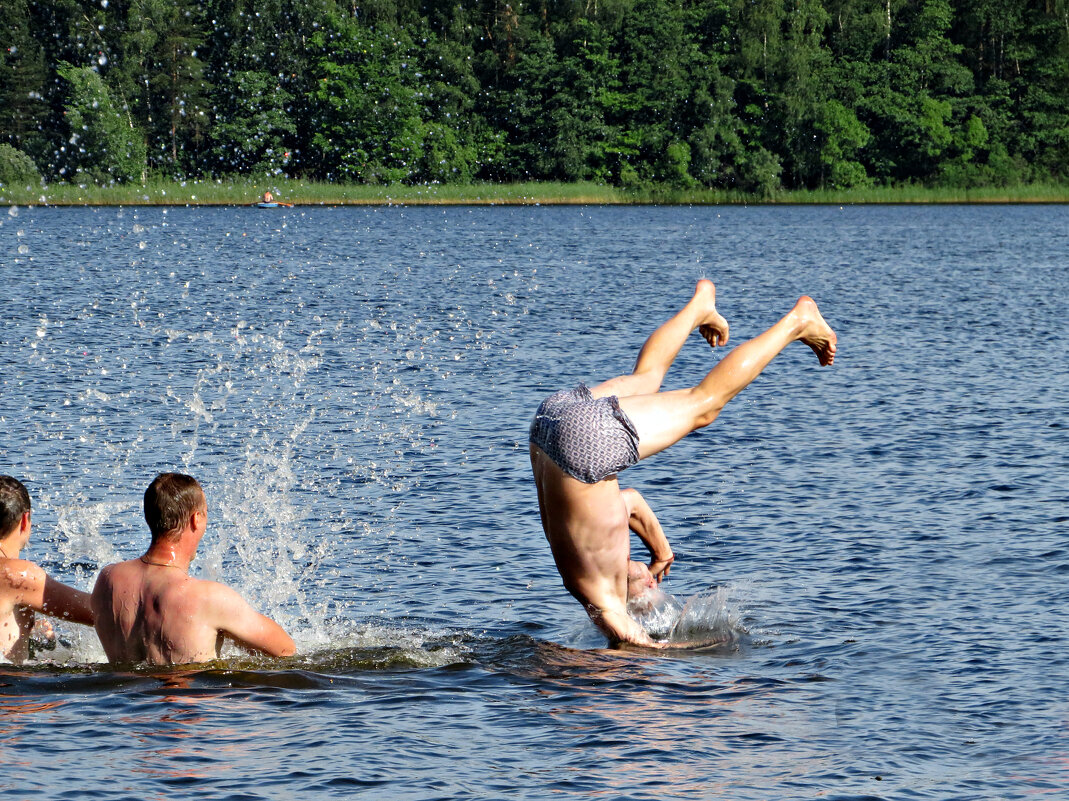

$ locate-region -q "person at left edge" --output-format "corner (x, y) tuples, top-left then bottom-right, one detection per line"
(0, 475), (95, 663)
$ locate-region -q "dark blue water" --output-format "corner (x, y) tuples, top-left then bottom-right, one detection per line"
(1, 204), (1067, 799)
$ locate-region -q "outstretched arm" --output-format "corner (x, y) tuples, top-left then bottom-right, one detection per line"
(2, 560), (93, 625)
(620, 488), (674, 580)
(205, 583), (296, 658)
(42, 575), (94, 624)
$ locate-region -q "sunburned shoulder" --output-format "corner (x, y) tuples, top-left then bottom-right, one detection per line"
(173, 579), (258, 629)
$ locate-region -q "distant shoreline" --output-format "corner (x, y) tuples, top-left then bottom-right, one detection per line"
(2, 180), (1067, 207)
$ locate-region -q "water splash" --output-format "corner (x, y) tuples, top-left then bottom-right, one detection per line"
(299, 622), (471, 670)
(206, 438), (332, 648)
(629, 584), (743, 646)
(53, 498), (134, 575)
(669, 585), (740, 643)
(628, 585), (684, 639)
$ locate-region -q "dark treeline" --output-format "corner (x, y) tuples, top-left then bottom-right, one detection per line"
(1, 0), (1067, 192)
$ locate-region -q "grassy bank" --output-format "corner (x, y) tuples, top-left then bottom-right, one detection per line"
(2, 178), (1068, 206)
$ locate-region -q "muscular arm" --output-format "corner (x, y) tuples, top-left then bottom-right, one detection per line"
(2, 560), (93, 625)
(620, 488), (674, 580)
(204, 583), (296, 658)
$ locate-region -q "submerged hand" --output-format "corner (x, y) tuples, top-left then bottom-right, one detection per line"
(32, 618), (56, 642)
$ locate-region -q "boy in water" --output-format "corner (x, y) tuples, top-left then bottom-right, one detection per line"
(0, 475), (95, 663)
(91, 472), (296, 665)
(529, 280), (836, 647)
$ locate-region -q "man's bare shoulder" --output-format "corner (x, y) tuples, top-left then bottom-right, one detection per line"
(179, 576), (251, 614)
(92, 559), (139, 593)
(95, 558), (141, 578)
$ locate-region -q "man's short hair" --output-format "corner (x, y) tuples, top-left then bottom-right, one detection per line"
(144, 473), (205, 543)
(0, 475), (32, 536)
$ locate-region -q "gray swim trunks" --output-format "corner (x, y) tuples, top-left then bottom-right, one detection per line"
(529, 384), (640, 483)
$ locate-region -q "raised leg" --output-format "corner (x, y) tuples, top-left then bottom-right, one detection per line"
(617, 296), (836, 459)
(590, 279), (729, 400)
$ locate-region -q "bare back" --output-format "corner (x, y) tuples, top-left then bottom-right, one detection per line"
(530, 445), (636, 629)
(92, 559), (226, 664)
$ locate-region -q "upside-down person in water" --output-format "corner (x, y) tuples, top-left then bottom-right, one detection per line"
(91, 473), (295, 665)
(529, 280), (837, 648)
(0, 475), (95, 663)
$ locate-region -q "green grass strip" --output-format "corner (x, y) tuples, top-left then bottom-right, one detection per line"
(1, 178), (1067, 206)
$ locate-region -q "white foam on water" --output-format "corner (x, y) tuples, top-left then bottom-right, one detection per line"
(628, 583), (744, 645)
(669, 585), (740, 643)
(628, 585), (685, 639)
(300, 621), (471, 669)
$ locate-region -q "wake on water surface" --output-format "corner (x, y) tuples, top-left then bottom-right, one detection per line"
(5, 585), (748, 691)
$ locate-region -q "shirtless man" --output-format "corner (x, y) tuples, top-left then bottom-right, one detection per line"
(91, 473), (295, 665)
(529, 280), (836, 647)
(0, 475), (94, 663)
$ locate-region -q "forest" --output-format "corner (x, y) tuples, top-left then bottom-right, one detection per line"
(1, 0), (1067, 194)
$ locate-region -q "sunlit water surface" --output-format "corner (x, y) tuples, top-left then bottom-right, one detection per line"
(1, 204), (1067, 799)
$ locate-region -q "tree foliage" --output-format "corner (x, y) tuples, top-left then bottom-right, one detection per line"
(57, 62), (147, 182)
(0, 142), (40, 184)
(0, 0), (1066, 189)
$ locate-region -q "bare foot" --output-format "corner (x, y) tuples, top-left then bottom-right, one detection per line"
(691, 279), (730, 348)
(793, 296), (837, 366)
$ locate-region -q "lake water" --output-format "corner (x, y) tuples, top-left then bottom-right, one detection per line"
(1, 203), (1067, 799)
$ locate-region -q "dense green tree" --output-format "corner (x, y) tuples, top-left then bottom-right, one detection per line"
(0, 142), (41, 184)
(57, 63), (147, 182)
(0, 0), (1066, 189)
(779, 0), (834, 187)
(1011, 0), (1069, 181)
(413, 28), (503, 182)
(612, 0), (696, 182)
(0, 0), (50, 151)
(686, 70), (746, 188)
(813, 98), (871, 187)
(488, 19), (621, 181)
(306, 16), (425, 182)
(210, 71), (295, 175)
(143, 0), (211, 173)
(80, 0), (213, 175)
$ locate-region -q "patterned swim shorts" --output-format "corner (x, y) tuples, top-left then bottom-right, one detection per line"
(529, 384), (640, 484)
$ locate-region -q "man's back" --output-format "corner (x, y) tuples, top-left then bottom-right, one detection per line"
(92, 559), (227, 664)
(95, 473), (296, 666)
(529, 443), (667, 647)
